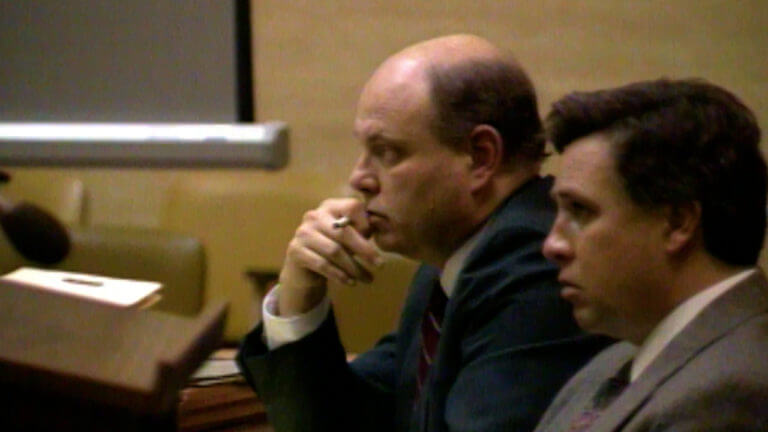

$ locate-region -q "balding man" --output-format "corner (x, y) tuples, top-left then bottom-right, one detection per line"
(237, 35), (611, 432)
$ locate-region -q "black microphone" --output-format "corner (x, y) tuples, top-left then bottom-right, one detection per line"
(0, 197), (71, 265)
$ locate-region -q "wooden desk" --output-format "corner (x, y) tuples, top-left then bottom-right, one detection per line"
(0, 282), (227, 431)
(178, 353), (359, 430)
(178, 382), (272, 431)
(178, 349), (273, 432)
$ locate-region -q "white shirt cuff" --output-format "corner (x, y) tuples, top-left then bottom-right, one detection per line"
(262, 284), (331, 350)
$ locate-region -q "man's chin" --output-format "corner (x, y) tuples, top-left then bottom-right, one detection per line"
(371, 233), (408, 256)
(572, 308), (600, 334)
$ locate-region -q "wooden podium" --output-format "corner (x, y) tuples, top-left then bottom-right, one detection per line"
(0, 281), (228, 430)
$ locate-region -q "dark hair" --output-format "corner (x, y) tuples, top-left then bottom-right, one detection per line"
(427, 58), (545, 163)
(546, 78), (766, 266)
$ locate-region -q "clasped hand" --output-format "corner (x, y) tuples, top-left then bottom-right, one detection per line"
(277, 198), (382, 316)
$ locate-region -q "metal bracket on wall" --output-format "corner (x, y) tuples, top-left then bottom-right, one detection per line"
(0, 122), (289, 169)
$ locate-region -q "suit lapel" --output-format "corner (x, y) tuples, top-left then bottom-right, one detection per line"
(591, 271), (768, 431)
(541, 343), (635, 432)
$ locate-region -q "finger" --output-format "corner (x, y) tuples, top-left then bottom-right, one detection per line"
(290, 241), (357, 286)
(317, 213), (381, 267)
(300, 200), (379, 274)
(303, 230), (374, 284)
(336, 226), (381, 269)
(344, 207), (372, 238)
(313, 233), (373, 283)
(317, 198), (372, 237)
(332, 216), (351, 229)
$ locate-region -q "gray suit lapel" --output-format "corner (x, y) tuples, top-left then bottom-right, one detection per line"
(591, 271), (768, 431)
(538, 343), (635, 432)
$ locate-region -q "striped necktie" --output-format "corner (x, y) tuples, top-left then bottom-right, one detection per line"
(417, 279), (448, 396)
(568, 360), (632, 431)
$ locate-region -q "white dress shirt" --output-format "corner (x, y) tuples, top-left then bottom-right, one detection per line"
(629, 268), (755, 382)
(261, 226), (487, 350)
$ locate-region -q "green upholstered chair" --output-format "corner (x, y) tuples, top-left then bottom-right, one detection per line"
(0, 174), (206, 316)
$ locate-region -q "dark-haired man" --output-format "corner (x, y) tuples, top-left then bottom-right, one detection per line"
(535, 79), (768, 431)
(237, 34), (610, 431)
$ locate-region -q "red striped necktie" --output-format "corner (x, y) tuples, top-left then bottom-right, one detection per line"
(417, 279), (448, 396)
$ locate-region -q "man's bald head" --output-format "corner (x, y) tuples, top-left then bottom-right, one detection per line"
(361, 34), (544, 163)
(390, 34), (506, 68)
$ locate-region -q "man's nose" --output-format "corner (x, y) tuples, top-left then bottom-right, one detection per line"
(542, 220), (573, 266)
(348, 155), (379, 196)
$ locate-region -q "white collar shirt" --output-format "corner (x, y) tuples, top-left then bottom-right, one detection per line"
(630, 268), (756, 382)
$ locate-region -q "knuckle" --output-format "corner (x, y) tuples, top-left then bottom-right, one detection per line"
(327, 242), (344, 259)
(302, 210), (317, 223)
(316, 261), (333, 276)
(285, 240), (301, 259)
(286, 237), (299, 250)
(294, 225), (309, 239)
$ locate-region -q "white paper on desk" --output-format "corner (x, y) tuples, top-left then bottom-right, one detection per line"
(0, 267), (162, 307)
(191, 358), (241, 380)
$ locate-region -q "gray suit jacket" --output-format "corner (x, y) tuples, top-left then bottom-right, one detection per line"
(534, 270), (768, 432)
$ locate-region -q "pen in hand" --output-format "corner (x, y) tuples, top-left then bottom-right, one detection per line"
(332, 216), (351, 229)
(331, 215), (378, 281)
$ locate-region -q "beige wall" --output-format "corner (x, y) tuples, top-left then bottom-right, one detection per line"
(7, 0), (768, 347)
(254, 0), (767, 178)
(14, 0), (767, 224)
(251, 0), (768, 278)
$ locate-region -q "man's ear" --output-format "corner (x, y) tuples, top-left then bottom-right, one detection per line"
(467, 125), (504, 192)
(665, 202), (702, 254)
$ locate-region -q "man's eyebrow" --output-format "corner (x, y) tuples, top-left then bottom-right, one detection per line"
(364, 133), (408, 147)
(549, 188), (583, 202)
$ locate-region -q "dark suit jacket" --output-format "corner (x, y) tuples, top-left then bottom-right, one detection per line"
(534, 270), (768, 432)
(237, 176), (612, 432)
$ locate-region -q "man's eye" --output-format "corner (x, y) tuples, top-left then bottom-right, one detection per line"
(566, 201), (592, 219)
(372, 145), (402, 165)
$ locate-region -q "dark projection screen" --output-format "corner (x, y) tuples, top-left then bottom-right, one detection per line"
(0, 0), (254, 123)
